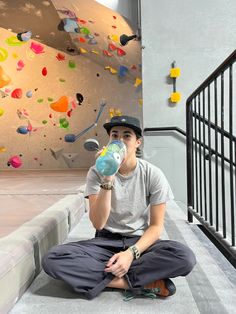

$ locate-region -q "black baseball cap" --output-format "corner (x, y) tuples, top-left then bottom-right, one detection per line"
(103, 115), (142, 137)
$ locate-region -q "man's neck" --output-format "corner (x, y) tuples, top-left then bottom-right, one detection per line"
(118, 156), (137, 176)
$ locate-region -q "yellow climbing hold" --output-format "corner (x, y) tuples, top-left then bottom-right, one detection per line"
(138, 99), (143, 106)
(79, 48), (88, 54)
(104, 66), (117, 74)
(5, 36), (25, 46)
(12, 52), (18, 58)
(108, 34), (119, 43)
(134, 78), (142, 87)
(91, 50), (99, 55)
(0, 146), (7, 153)
(0, 108), (4, 116)
(0, 47), (8, 62)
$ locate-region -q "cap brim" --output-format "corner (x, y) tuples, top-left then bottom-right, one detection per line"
(103, 122), (142, 136)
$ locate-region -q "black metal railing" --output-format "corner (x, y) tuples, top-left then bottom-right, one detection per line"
(186, 50), (236, 266)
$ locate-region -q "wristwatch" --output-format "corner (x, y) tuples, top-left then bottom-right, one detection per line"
(100, 180), (114, 190)
(128, 245), (140, 259)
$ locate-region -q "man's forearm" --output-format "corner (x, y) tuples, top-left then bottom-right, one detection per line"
(89, 188), (112, 230)
(133, 225), (163, 255)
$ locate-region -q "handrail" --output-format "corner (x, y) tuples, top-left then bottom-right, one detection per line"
(144, 118), (236, 144)
(144, 127), (235, 166)
(192, 112), (236, 143)
(144, 126), (186, 136)
(187, 49), (236, 102)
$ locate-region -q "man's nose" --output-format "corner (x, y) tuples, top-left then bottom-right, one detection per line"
(117, 136), (124, 141)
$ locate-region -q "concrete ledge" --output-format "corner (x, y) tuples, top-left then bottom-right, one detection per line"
(9, 211), (69, 275)
(0, 192), (86, 314)
(44, 193), (87, 231)
(0, 239), (35, 314)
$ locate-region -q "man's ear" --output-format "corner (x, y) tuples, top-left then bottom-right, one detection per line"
(136, 138), (142, 147)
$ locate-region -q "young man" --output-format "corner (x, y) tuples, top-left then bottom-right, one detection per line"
(42, 115), (196, 300)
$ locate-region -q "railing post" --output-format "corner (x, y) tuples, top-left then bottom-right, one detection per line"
(186, 99), (194, 222)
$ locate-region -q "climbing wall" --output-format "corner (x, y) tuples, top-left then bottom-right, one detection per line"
(0, 0), (142, 169)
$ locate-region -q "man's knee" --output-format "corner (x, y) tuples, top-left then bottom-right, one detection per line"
(183, 247), (197, 274)
(41, 247), (61, 276)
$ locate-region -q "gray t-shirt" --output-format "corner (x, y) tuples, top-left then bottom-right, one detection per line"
(84, 158), (174, 236)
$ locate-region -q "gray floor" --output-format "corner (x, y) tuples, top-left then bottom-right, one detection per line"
(9, 200), (236, 314)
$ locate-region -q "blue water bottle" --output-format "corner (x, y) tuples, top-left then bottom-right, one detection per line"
(95, 140), (127, 176)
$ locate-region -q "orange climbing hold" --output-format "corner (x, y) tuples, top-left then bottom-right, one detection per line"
(50, 96), (69, 112)
(0, 66), (11, 88)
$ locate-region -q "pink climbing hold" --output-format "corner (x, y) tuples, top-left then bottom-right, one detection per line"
(8, 155), (22, 168)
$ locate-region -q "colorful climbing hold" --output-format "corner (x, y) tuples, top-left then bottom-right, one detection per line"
(80, 27), (90, 35)
(64, 134), (76, 142)
(17, 126), (29, 134)
(42, 67), (47, 76)
(103, 50), (113, 57)
(0, 146), (6, 153)
(0, 108), (4, 116)
(118, 65), (128, 77)
(67, 109), (73, 117)
(0, 66), (11, 88)
(91, 50), (99, 55)
(79, 48), (87, 54)
(108, 43), (117, 51)
(78, 37), (86, 43)
(76, 93), (84, 105)
(8, 155), (22, 168)
(50, 96), (69, 112)
(56, 53), (65, 61)
(134, 78), (142, 87)
(0, 47), (8, 62)
(117, 48), (126, 56)
(11, 88), (22, 99)
(68, 60), (76, 69)
(16, 60), (25, 71)
(26, 90), (33, 98)
(17, 31), (32, 42)
(5, 36), (24, 46)
(30, 42), (45, 54)
(108, 34), (119, 43)
(88, 39), (97, 45)
(59, 117), (69, 129)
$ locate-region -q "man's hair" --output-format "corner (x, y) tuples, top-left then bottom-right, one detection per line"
(135, 133), (142, 140)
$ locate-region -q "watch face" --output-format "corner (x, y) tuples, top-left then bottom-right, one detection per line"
(100, 181), (114, 190)
(105, 182), (113, 189)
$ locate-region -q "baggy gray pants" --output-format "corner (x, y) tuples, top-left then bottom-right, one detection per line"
(42, 229), (196, 299)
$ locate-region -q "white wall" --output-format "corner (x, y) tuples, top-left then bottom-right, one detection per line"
(95, 0), (138, 28)
(141, 0), (236, 204)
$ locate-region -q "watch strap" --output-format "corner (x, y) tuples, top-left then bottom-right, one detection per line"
(128, 245), (140, 259)
(100, 181), (114, 190)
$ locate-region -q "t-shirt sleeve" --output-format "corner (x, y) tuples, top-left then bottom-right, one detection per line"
(148, 165), (174, 205)
(84, 166), (101, 199)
